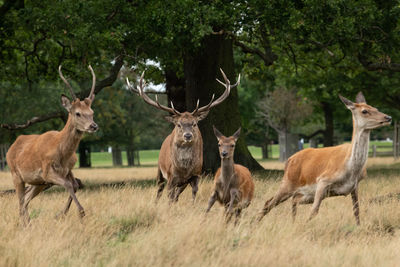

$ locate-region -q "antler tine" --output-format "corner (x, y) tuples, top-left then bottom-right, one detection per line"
(170, 101), (181, 115)
(58, 65), (76, 100)
(190, 99), (200, 115)
(130, 71), (179, 115)
(88, 65), (96, 100)
(126, 77), (139, 94)
(195, 68), (238, 114)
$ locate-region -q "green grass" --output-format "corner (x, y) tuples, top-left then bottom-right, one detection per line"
(90, 150), (160, 167)
(87, 141), (393, 167)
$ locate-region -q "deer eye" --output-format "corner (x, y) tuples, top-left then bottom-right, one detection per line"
(76, 112), (81, 117)
(231, 144), (235, 147)
(218, 144), (221, 147)
(362, 110), (368, 114)
(177, 124), (181, 128)
(193, 123), (197, 127)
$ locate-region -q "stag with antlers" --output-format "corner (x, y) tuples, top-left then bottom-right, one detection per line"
(127, 69), (239, 203)
(6, 65), (98, 225)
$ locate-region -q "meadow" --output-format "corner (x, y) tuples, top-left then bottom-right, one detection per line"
(1, 155), (400, 266)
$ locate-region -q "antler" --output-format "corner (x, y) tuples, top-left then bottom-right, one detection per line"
(58, 65), (97, 101)
(192, 68), (239, 114)
(58, 65), (77, 100)
(88, 65), (96, 100)
(126, 71), (181, 115)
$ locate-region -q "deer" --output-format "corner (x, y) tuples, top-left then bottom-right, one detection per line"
(126, 69), (239, 203)
(6, 65), (99, 225)
(206, 126), (255, 223)
(257, 92), (392, 225)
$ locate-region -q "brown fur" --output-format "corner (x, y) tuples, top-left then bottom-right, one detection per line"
(156, 112), (207, 203)
(206, 127), (255, 223)
(6, 96), (98, 225)
(258, 93), (391, 225)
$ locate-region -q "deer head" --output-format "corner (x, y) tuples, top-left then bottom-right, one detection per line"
(127, 69), (239, 144)
(213, 126), (241, 159)
(59, 65), (98, 133)
(339, 92), (391, 130)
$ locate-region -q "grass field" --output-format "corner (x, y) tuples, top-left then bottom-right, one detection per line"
(1, 157), (400, 266)
(91, 141), (394, 167)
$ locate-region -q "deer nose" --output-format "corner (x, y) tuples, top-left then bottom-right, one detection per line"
(385, 115), (392, 121)
(221, 151), (228, 157)
(184, 133), (192, 140)
(90, 122), (98, 131)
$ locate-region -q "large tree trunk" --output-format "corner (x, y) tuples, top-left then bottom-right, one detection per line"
(261, 143), (269, 159)
(165, 67), (186, 112)
(184, 33), (263, 173)
(112, 146), (123, 166)
(78, 141), (91, 168)
(278, 131), (299, 162)
(322, 101), (334, 147)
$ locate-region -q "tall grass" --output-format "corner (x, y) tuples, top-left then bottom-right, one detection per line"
(1, 161), (400, 266)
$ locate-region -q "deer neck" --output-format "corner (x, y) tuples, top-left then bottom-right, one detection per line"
(58, 115), (83, 161)
(348, 118), (370, 175)
(221, 157), (235, 181)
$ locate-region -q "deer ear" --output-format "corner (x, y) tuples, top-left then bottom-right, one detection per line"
(339, 94), (354, 110)
(61, 94), (72, 112)
(164, 115), (176, 124)
(232, 127), (241, 141)
(213, 125), (224, 140)
(355, 91), (366, 104)
(196, 110), (210, 121)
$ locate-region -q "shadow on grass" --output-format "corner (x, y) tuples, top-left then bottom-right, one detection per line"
(0, 179), (156, 196)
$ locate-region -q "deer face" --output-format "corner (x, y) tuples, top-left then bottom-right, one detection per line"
(166, 112), (208, 144)
(61, 95), (98, 133)
(340, 92), (391, 130)
(213, 126), (241, 159)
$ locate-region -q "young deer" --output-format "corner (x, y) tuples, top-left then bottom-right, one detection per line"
(206, 126), (255, 222)
(127, 69), (239, 203)
(6, 65), (98, 225)
(257, 92), (392, 225)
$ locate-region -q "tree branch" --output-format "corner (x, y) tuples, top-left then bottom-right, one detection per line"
(2, 55), (125, 131)
(1, 111), (66, 130)
(299, 129), (325, 139)
(358, 53), (400, 71)
(213, 30), (277, 66)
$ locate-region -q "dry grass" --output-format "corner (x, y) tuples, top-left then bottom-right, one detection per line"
(1, 160), (400, 266)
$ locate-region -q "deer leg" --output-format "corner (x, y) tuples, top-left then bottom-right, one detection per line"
(46, 171), (85, 218)
(189, 176), (199, 203)
(13, 177), (27, 226)
(206, 191), (218, 213)
(22, 184), (47, 221)
(61, 172), (80, 216)
(174, 183), (188, 202)
(291, 193), (302, 222)
(257, 187), (293, 222)
(155, 168), (166, 203)
(351, 185), (360, 225)
(225, 189), (239, 223)
(234, 208), (242, 225)
(308, 180), (329, 221)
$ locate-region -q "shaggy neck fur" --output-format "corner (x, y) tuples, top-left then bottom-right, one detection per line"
(221, 157), (235, 182)
(171, 133), (201, 171)
(58, 114), (83, 164)
(348, 117), (370, 176)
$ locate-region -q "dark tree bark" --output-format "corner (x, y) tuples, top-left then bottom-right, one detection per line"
(112, 146), (123, 166)
(165, 67), (186, 112)
(126, 145), (136, 166)
(184, 33), (263, 173)
(78, 141), (91, 168)
(261, 143), (269, 159)
(321, 101), (334, 147)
